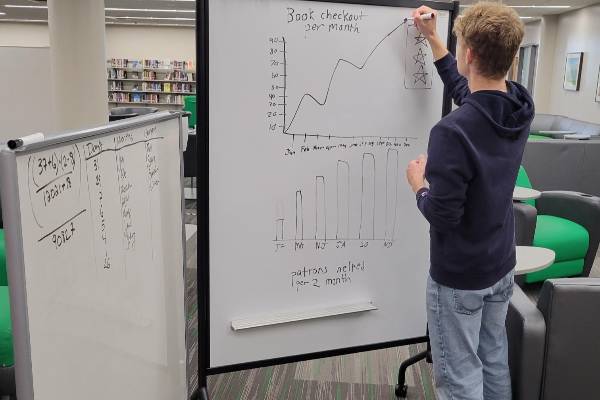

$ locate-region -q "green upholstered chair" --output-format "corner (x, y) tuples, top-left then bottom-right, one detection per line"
(515, 167), (600, 284)
(0, 229), (15, 398)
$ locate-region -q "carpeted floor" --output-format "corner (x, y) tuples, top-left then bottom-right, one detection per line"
(184, 197), (600, 400)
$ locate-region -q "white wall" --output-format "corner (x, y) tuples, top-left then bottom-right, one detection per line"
(0, 23), (50, 47)
(105, 25), (195, 61)
(548, 4), (600, 123)
(534, 15), (558, 113)
(0, 23), (195, 60)
(522, 20), (541, 46)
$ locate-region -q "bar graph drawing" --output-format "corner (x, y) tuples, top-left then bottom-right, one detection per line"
(274, 150), (401, 245)
(336, 161), (350, 240)
(295, 190), (304, 240)
(359, 153), (376, 240)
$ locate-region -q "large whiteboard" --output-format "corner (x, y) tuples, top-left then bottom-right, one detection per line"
(209, 0), (450, 368)
(0, 113), (187, 399)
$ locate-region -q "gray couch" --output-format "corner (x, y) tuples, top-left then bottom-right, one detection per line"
(507, 278), (600, 400)
(109, 106), (159, 122)
(522, 140), (600, 197)
(531, 113), (600, 138)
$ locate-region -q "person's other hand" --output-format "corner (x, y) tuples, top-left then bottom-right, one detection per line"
(412, 6), (437, 39)
(406, 154), (427, 193)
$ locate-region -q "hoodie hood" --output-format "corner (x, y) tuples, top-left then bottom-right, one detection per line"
(462, 81), (535, 140)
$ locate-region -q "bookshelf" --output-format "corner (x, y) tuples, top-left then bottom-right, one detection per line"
(107, 58), (196, 108)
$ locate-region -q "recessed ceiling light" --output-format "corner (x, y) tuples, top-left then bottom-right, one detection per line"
(106, 16), (195, 21)
(520, 17), (534, 19)
(5, 5), (195, 12)
(460, 5), (571, 8)
(511, 5), (571, 8)
(105, 8), (194, 13)
(0, 12), (5, 16)
(4, 4), (47, 8)
(106, 22), (194, 27)
(0, 18), (48, 23)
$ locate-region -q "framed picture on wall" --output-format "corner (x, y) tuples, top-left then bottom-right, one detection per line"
(595, 65), (600, 102)
(563, 52), (584, 91)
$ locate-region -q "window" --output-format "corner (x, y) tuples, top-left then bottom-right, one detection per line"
(517, 45), (538, 95)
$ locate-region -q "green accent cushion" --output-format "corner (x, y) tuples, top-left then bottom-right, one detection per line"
(525, 258), (585, 283)
(0, 286), (13, 367)
(0, 230), (6, 287)
(516, 166), (536, 207)
(528, 134), (550, 141)
(516, 166), (532, 189)
(533, 215), (589, 262)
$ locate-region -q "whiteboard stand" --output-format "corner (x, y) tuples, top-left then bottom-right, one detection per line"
(193, 1), (461, 399)
(0, 111), (189, 400)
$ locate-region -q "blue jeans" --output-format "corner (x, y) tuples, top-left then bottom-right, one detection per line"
(426, 270), (514, 400)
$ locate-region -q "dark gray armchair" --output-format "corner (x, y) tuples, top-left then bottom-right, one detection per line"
(507, 278), (600, 400)
(0, 366), (15, 399)
(513, 201), (536, 246)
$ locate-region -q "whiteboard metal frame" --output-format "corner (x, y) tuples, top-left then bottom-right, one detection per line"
(195, 0), (460, 394)
(0, 111), (188, 400)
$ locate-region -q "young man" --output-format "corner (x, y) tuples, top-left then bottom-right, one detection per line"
(406, 3), (533, 400)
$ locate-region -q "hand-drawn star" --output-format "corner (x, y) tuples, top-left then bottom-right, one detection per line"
(413, 48), (427, 67)
(413, 71), (429, 86)
(414, 33), (428, 47)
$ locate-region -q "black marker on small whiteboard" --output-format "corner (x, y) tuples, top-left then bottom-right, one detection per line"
(404, 12), (434, 22)
(7, 133), (45, 150)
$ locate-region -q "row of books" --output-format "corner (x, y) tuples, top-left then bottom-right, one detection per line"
(108, 58), (195, 71)
(168, 71), (194, 81)
(165, 82), (194, 92)
(107, 68), (195, 82)
(108, 69), (127, 79)
(108, 92), (185, 105)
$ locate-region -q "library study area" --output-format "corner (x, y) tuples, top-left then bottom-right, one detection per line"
(1, 1), (600, 400)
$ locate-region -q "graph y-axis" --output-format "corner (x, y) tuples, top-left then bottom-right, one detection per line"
(281, 37), (287, 135)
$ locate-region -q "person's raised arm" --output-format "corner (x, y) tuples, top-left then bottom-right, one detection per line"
(412, 6), (470, 105)
(412, 6), (448, 61)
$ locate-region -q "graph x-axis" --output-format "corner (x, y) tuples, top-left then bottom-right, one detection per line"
(283, 131), (418, 140)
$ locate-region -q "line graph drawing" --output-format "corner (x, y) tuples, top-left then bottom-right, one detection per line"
(268, 20), (433, 141)
(273, 150), (400, 244)
(284, 22), (406, 136)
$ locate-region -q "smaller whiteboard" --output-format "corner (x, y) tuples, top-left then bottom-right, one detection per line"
(0, 112), (188, 400)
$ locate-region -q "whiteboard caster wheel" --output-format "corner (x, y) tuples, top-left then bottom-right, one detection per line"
(395, 384), (408, 398)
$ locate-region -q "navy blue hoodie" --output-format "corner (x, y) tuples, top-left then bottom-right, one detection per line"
(416, 53), (535, 290)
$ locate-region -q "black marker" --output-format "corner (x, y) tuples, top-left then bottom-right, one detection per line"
(7, 133), (45, 150)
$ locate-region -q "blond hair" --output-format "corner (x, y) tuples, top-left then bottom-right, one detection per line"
(454, 2), (524, 79)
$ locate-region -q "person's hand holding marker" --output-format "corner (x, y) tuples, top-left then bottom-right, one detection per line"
(406, 154), (427, 193)
(411, 6), (436, 38)
(410, 6), (448, 61)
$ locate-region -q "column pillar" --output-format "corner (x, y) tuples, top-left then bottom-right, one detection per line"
(48, 0), (108, 131)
